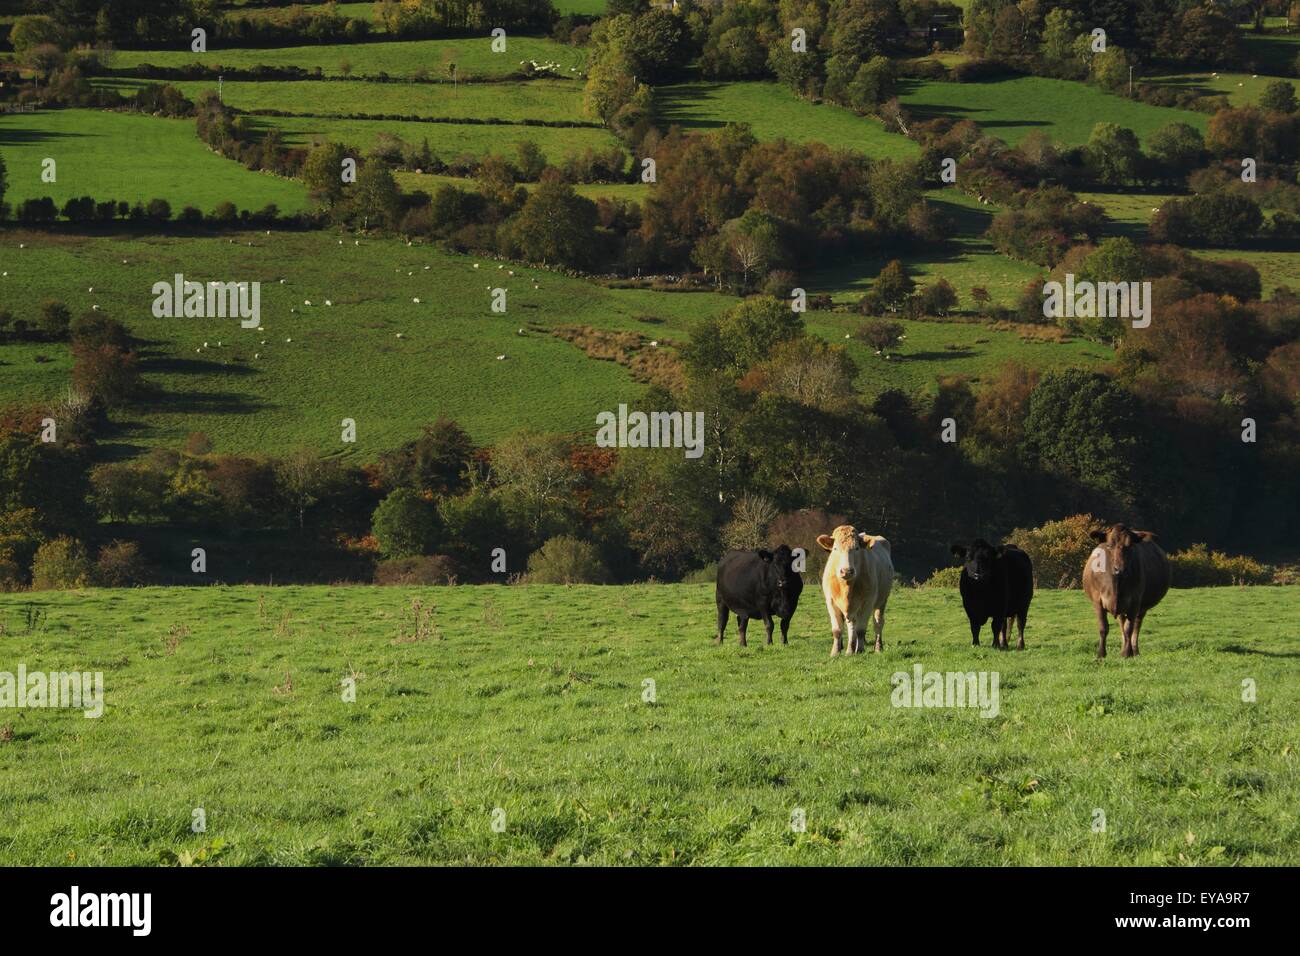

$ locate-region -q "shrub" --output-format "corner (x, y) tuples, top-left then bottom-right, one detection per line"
(373, 554), (458, 585)
(526, 535), (610, 584)
(371, 487), (440, 557)
(917, 278), (958, 316)
(1007, 513), (1105, 588)
(31, 536), (93, 590)
(37, 299), (71, 339)
(71, 343), (141, 406)
(69, 312), (130, 349)
(858, 318), (905, 355)
(1169, 543), (1272, 587)
(95, 540), (147, 587)
(922, 565), (962, 588)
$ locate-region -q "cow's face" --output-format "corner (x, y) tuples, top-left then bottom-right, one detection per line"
(816, 525), (871, 584)
(951, 539), (998, 582)
(1090, 524), (1156, 579)
(759, 545), (796, 590)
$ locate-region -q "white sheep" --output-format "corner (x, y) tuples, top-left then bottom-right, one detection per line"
(496, 354), (506, 360)
(325, 300), (332, 306)
(413, 297), (421, 303)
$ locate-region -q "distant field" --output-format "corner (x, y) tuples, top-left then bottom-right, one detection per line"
(0, 230), (729, 456)
(554, 0), (607, 13)
(1240, 29), (1300, 75)
(0, 109), (308, 212)
(0, 226), (1106, 457)
(808, 189), (1043, 309)
(109, 36), (589, 80)
(249, 114), (622, 164)
(2, 584), (1295, 865)
(96, 77), (588, 124)
(1145, 70), (1300, 108)
(656, 81), (920, 160)
(897, 76), (1207, 146)
(226, 1), (381, 26)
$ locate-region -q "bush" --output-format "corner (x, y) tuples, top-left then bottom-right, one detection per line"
(922, 565), (962, 588)
(37, 299), (71, 339)
(526, 535), (610, 584)
(1169, 543), (1272, 587)
(71, 343), (141, 406)
(858, 318), (906, 354)
(95, 540), (147, 587)
(371, 487), (440, 557)
(373, 554), (458, 585)
(1007, 513), (1104, 588)
(69, 312), (130, 349)
(31, 536), (93, 590)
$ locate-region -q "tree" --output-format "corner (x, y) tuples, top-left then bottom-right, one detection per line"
(72, 344), (140, 405)
(274, 448), (333, 530)
(0, 153), (6, 213)
(917, 278), (958, 316)
(713, 296), (805, 374)
(9, 15), (63, 58)
(871, 259), (915, 311)
(378, 418), (474, 496)
(491, 430), (579, 538)
(1147, 121), (1205, 178)
(1260, 80), (1299, 114)
(37, 300), (72, 339)
(1086, 123), (1143, 186)
(301, 141), (349, 205)
(371, 487), (441, 558)
(501, 173), (599, 267)
(858, 318), (905, 355)
(351, 161), (401, 230)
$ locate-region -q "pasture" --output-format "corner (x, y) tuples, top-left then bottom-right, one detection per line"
(108, 37), (590, 80)
(1145, 70), (1300, 108)
(0, 584), (1295, 865)
(0, 229), (1106, 457)
(896, 75), (1208, 146)
(655, 81), (920, 159)
(0, 109), (308, 212)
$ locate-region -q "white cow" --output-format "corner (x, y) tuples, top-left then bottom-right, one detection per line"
(816, 524), (894, 656)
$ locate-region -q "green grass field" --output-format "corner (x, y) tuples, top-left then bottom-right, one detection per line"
(1145, 70), (1300, 108)
(897, 76), (1207, 147)
(96, 77), (589, 124)
(0, 584), (1294, 865)
(0, 109), (308, 212)
(0, 227), (1107, 457)
(656, 81), (920, 159)
(109, 36), (589, 80)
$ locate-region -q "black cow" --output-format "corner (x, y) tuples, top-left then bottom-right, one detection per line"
(950, 539), (1034, 650)
(715, 545), (804, 646)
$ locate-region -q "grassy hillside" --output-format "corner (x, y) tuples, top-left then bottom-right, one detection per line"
(109, 36), (590, 79)
(897, 75), (1208, 146)
(0, 584), (1294, 865)
(0, 109), (308, 212)
(1145, 70), (1300, 108)
(656, 81), (920, 159)
(0, 228), (1108, 457)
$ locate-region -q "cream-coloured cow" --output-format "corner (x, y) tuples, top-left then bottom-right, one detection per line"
(816, 525), (893, 655)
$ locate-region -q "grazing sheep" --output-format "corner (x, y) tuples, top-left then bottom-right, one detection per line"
(325, 300), (332, 306)
(496, 354), (506, 360)
(413, 297), (421, 303)
(304, 300), (311, 305)
(285, 338), (292, 343)
(396, 333), (404, 339)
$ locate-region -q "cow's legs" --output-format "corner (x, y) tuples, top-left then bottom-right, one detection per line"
(873, 607), (885, 653)
(970, 616), (983, 646)
(762, 612), (774, 645)
(737, 614), (749, 648)
(828, 605), (844, 657)
(1095, 604), (1109, 659)
(1131, 614), (1143, 656)
(992, 616), (1008, 650)
(1119, 616), (1134, 658)
(1016, 612), (1027, 651)
(715, 603), (729, 644)
(779, 616), (790, 645)
(844, 618), (858, 655)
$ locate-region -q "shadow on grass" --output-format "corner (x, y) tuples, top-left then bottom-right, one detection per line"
(1219, 642), (1300, 659)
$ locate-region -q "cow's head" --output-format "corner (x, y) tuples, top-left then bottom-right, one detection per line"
(757, 544), (797, 589)
(816, 525), (874, 583)
(951, 538), (999, 582)
(1089, 524), (1157, 579)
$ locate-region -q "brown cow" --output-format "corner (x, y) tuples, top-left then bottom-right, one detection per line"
(1082, 524), (1171, 658)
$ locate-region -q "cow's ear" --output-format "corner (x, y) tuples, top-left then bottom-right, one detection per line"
(1135, 530), (1157, 542)
(858, 533), (873, 548)
(950, 543), (966, 559)
(1089, 529), (1108, 543)
(757, 549), (773, 562)
(816, 535), (835, 552)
